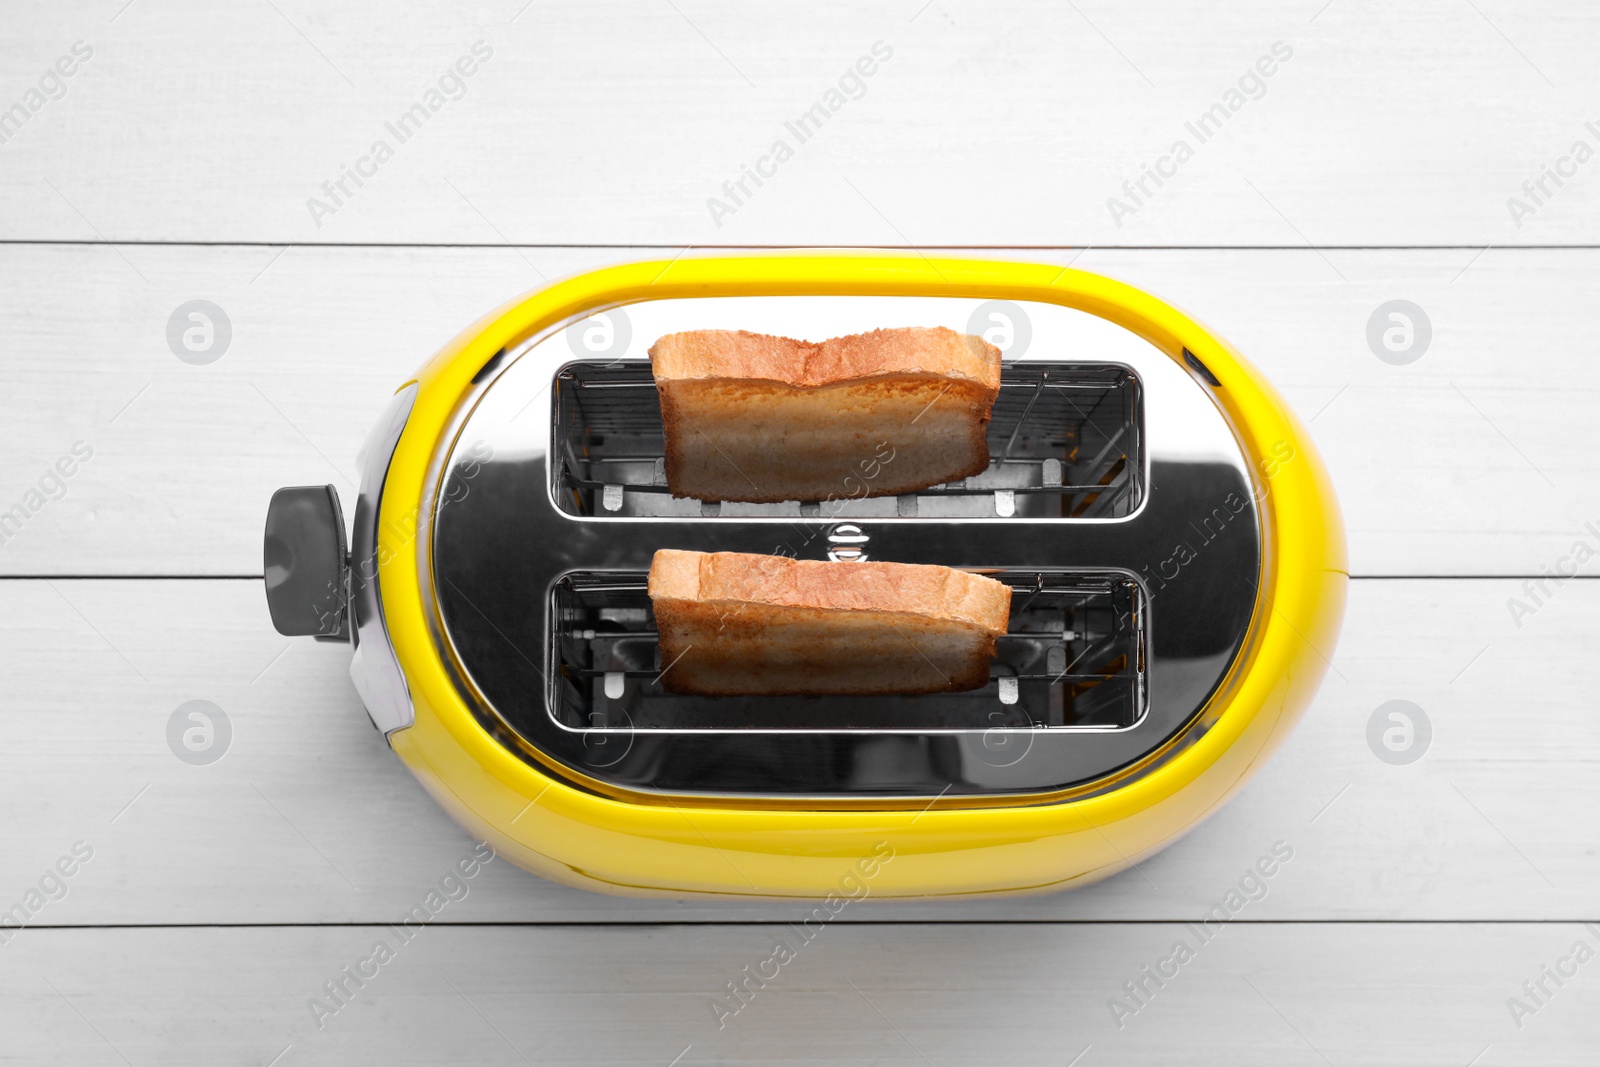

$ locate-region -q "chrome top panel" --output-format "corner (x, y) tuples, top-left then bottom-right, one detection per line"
(426, 296), (1261, 798)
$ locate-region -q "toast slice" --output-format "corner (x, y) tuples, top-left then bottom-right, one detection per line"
(647, 549), (1012, 696)
(649, 327), (1002, 503)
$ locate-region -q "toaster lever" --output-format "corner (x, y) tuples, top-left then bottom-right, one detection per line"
(264, 485), (350, 640)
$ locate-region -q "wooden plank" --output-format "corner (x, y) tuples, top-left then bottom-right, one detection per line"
(2, 923), (1594, 1064)
(2, 2), (1597, 245)
(0, 243), (1595, 576)
(0, 576), (1593, 924)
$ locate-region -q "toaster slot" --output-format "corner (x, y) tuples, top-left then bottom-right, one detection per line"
(548, 570), (1145, 733)
(550, 362), (1142, 519)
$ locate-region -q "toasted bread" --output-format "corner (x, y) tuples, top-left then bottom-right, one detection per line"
(649, 327), (1002, 503)
(647, 549), (1012, 696)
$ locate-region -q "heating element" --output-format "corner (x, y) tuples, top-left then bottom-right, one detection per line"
(549, 570), (1145, 733)
(552, 361), (1143, 521)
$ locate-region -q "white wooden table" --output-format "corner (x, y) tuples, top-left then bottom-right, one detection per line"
(3, 2), (1597, 1063)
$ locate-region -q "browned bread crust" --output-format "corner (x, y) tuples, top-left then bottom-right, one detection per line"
(649, 327), (1002, 504)
(649, 326), (1002, 389)
(647, 549), (1012, 696)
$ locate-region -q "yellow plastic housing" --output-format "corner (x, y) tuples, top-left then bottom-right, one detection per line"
(378, 253), (1347, 899)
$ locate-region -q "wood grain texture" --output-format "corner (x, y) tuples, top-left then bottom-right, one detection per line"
(1, 2), (1597, 245)
(0, 576), (1592, 924)
(3, 924), (1595, 1065)
(2, 243), (1598, 576)
(3, 1), (1595, 1056)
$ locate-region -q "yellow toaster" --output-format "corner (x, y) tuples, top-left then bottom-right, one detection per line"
(263, 252), (1346, 898)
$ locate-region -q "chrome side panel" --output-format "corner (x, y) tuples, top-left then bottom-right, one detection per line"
(349, 383), (420, 737)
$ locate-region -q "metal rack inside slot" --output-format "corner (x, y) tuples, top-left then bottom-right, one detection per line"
(547, 571), (1146, 732)
(550, 361), (1143, 519)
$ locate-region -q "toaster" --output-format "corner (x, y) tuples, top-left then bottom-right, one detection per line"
(263, 253), (1346, 899)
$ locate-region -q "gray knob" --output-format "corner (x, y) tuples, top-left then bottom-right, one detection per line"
(263, 485), (349, 639)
